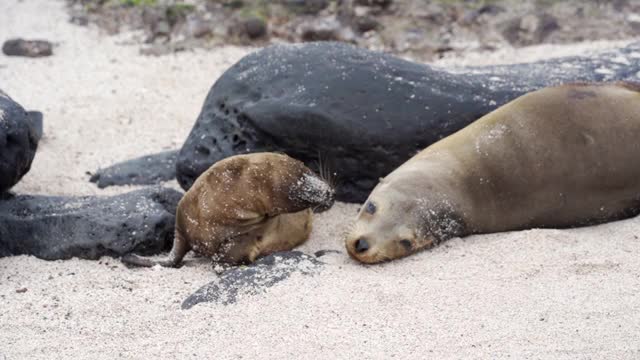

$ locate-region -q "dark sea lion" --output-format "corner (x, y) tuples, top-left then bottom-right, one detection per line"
(122, 152), (334, 267)
(346, 82), (640, 263)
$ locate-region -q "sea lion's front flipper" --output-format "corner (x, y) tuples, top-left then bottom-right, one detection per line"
(219, 210), (314, 264)
(216, 231), (263, 264)
(234, 209), (267, 227)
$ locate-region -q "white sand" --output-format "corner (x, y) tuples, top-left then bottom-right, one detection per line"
(1, 1), (640, 358)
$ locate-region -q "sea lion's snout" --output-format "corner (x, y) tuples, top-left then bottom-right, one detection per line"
(346, 233), (417, 263)
(355, 238), (370, 253)
(315, 171), (336, 210)
(315, 186), (335, 213)
(345, 234), (382, 263)
(291, 170), (336, 213)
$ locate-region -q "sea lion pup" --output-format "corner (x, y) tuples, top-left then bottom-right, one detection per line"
(346, 82), (640, 263)
(122, 152), (334, 267)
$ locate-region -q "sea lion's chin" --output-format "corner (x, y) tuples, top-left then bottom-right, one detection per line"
(347, 246), (410, 264)
(313, 193), (335, 213)
(344, 237), (401, 264)
(346, 247), (386, 264)
(345, 230), (438, 264)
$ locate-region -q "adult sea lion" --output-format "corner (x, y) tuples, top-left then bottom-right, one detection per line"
(123, 152), (334, 267)
(346, 82), (640, 263)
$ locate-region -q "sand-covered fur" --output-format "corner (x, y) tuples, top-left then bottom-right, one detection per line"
(123, 153), (333, 266)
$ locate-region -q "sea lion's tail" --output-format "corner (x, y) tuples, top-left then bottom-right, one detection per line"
(121, 227), (189, 268)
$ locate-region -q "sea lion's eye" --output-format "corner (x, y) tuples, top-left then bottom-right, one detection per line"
(399, 239), (413, 251)
(365, 201), (376, 215)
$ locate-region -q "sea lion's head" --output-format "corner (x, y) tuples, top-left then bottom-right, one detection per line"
(282, 156), (335, 213)
(345, 176), (465, 264)
(216, 152), (335, 215)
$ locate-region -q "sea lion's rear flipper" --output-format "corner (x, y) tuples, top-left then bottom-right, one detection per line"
(121, 229), (190, 268)
(220, 210), (313, 264)
(120, 253), (166, 268)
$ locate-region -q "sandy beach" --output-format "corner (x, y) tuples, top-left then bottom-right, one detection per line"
(1, 0), (639, 358)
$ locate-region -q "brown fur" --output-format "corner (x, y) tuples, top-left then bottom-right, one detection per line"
(346, 83), (640, 263)
(122, 153), (334, 267)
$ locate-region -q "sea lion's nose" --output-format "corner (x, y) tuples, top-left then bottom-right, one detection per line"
(355, 238), (369, 253)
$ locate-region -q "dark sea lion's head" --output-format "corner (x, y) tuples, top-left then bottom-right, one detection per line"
(283, 156), (335, 213)
(345, 176), (464, 264)
(212, 152), (335, 215)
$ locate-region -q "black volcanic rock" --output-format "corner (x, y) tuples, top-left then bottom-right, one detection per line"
(0, 187), (182, 260)
(283, 0), (329, 15)
(176, 41), (640, 202)
(90, 150), (178, 188)
(2, 39), (53, 57)
(182, 251), (322, 308)
(242, 17), (267, 39)
(0, 90), (43, 193)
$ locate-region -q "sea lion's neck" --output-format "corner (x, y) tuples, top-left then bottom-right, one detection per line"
(418, 143), (519, 234)
(387, 151), (476, 238)
(398, 149), (470, 197)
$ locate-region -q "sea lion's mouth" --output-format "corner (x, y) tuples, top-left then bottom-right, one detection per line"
(313, 196), (335, 213)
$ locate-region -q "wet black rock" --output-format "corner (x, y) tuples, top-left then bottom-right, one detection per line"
(354, 0), (393, 8)
(461, 4), (505, 25)
(69, 14), (90, 26)
(227, 16), (268, 41)
(2, 39), (53, 57)
(353, 16), (380, 33)
(183, 16), (212, 38)
(182, 251), (322, 308)
(299, 16), (355, 42)
(0, 91), (43, 193)
(90, 150), (177, 188)
(142, 7), (171, 43)
(501, 12), (560, 46)
(284, 0), (330, 15)
(0, 187), (182, 260)
(243, 17), (268, 39)
(176, 41), (640, 202)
